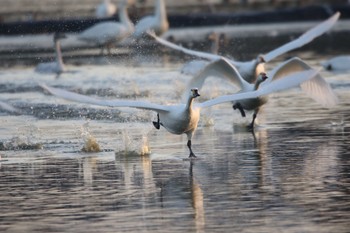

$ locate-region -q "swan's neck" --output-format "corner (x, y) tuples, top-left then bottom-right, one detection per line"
(186, 96), (195, 111)
(55, 40), (64, 68)
(210, 37), (219, 54)
(119, 5), (133, 29)
(155, 0), (167, 21)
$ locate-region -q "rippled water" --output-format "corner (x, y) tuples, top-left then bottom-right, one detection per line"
(0, 50), (349, 233)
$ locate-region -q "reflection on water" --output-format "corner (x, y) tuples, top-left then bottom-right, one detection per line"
(0, 53), (350, 232)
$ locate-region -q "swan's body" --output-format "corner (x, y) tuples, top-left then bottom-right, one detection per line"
(40, 68), (319, 157)
(322, 55), (350, 72)
(35, 33), (67, 76)
(96, 0), (117, 18)
(150, 12), (340, 82)
(79, 1), (134, 54)
(186, 57), (338, 128)
(133, 0), (168, 39)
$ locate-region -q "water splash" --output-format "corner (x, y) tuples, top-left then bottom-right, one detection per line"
(80, 121), (101, 153)
(115, 128), (151, 156)
(0, 136), (43, 151)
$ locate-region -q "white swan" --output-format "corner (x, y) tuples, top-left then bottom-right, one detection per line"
(184, 57), (338, 128)
(133, 0), (169, 39)
(149, 12), (340, 83)
(40, 68), (319, 157)
(96, 0), (117, 18)
(35, 33), (67, 77)
(321, 55), (350, 72)
(78, 0), (134, 54)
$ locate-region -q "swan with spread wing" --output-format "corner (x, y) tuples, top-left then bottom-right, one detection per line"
(184, 57), (338, 128)
(149, 12), (340, 83)
(40, 68), (319, 157)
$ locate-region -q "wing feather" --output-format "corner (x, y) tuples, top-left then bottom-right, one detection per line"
(40, 84), (171, 112)
(263, 12), (340, 62)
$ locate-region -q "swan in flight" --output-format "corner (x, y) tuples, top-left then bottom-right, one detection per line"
(40, 68), (319, 157)
(149, 12), (340, 82)
(35, 32), (67, 77)
(184, 57), (338, 128)
(96, 0), (117, 18)
(321, 55), (350, 72)
(78, 0), (134, 54)
(133, 0), (169, 40)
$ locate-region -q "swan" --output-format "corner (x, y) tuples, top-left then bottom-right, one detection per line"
(133, 0), (169, 39)
(96, 0), (117, 18)
(40, 68), (319, 157)
(184, 57), (338, 128)
(35, 32), (67, 77)
(149, 12), (340, 82)
(78, 0), (134, 54)
(321, 55), (350, 72)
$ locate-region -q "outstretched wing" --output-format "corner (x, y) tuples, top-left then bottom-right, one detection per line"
(182, 57), (251, 101)
(267, 57), (338, 107)
(198, 69), (319, 108)
(40, 84), (171, 113)
(148, 31), (223, 61)
(263, 12), (340, 62)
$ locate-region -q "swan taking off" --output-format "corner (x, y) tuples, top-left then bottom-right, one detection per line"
(96, 0), (117, 18)
(35, 32), (67, 77)
(184, 57), (338, 129)
(78, 0), (134, 54)
(133, 0), (169, 39)
(149, 12), (340, 83)
(40, 68), (319, 158)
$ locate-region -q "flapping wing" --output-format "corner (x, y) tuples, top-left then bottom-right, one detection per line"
(267, 57), (338, 107)
(182, 57), (251, 101)
(198, 69), (319, 108)
(263, 12), (340, 62)
(148, 31), (222, 61)
(40, 84), (171, 112)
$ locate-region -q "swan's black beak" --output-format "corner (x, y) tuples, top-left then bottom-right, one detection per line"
(191, 88), (200, 98)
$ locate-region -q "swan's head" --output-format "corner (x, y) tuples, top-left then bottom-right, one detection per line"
(256, 72), (268, 84)
(191, 88), (201, 98)
(53, 32), (67, 42)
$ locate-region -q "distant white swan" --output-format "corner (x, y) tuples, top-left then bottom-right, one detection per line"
(321, 55), (350, 72)
(35, 33), (67, 77)
(149, 12), (340, 82)
(40, 68), (319, 157)
(184, 57), (338, 128)
(96, 0), (117, 18)
(133, 0), (169, 39)
(79, 0), (134, 54)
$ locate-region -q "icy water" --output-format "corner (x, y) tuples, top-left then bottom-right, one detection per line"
(0, 50), (349, 233)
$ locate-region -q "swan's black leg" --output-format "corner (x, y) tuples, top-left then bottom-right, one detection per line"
(187, 140), (196, 158)
(248, 108), (259, 130)
(152, 113), (161, 130)
(233, 103), (246, 117)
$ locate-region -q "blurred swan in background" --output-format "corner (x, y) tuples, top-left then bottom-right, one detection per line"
(95, 0), (117, 18)
(35, 32), (67, 77)
(133, 0), (169, 40)
(78, 0), (134, 54)
(184, 57), (338, 129)
(41, 68), (319, 157)
(150, 12), (340, 82)
(322, 55), (350, 72)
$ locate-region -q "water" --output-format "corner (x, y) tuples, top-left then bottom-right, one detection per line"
(0, 44), (350, 232)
